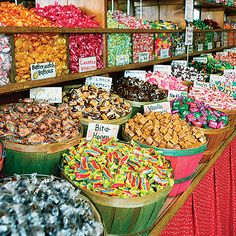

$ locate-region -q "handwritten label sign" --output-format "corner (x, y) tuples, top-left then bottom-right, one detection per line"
(124, 70), (146, 81)
(209, 74), (226, 86)
(30, 87), (62, 103)
(216, 52), (228, 56)
(193, 81), (210, 89)
(208, 42), (213, 50)
(139, 52), (149, 62)
(198, 44), (203, 52)
(193, 57), (208, 63)
(160, 49), (169, 59)
(168, 90), (188, 101)
(185, 26), (193, 45)
(116, 54), (129, 66)
(31, 62), (56, 80)
(153, 65), (172, 75)
(185, 0), (194, 22)
(79, 57), (97, 72)
(85, 76), (112, 91)
(143, 102), (171, 114)
(86, 123), (119, 140)
(172, 60), (188, 68)
(216, 42), (221, 48)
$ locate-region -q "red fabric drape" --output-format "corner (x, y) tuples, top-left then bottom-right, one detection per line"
(160, 137), (236, 236)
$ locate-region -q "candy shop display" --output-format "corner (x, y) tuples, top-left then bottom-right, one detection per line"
(215, 51), (236, 66)
(63, 137), (174, 198)
(125, 112), (207, 149)
(0, 174), (103, 235)
(171, 97), (229, 129)
(146, 71), (188, 91)
(154, 33), (172, 59)
(112, 77), (167, 102)
(170, 32), (185, 56)
(172, 64), (208, 82)
(0, 32), (11, 86)
(63, 85), (132, 120)
(0, 99), (81, 145)
(189, 87), (236, 110)
(35, 4), (103, 73)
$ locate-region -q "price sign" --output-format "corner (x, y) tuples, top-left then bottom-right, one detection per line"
(116, 54), (129, 66)
(124, 70), (146, 81)
(185, 0), (194, 22)
(143, 102), (171, 114)
(172, 60), (188, 68)
(30, 87), (62, 103)
(160, 49), (169, 59)
(209, 74), (226, 86)
(153, 65), (172, 75)
(216, 52), (228, 56)
(168, 90), (188, 101)
(208, 42), (213, 50)
(185, 26), (193, 45)
(86, 123), (119, 140)
(198, 44), (203, 52)
(193, 57), (208, 63)
(79, 57), (97, 72)
(216, 42), (221, 48)
(85, 76), (112, 91)
(30, 62), (56, 80)
(139, 52), (150, 62)
(193, 81), (210, 89)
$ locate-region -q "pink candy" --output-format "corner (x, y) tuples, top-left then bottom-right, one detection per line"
(146, 71), (188, 91)
(189, 87), (236, 110)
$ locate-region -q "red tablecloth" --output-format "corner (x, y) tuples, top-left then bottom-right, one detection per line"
(161, 137), (236, 236)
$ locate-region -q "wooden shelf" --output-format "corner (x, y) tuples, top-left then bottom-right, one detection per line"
(149, 129), (236, 236)
(0, 45), (235, 96)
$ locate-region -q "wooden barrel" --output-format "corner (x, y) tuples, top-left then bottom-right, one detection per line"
(2, 132), (82, 176)
(125, 98), (167, 118)
(199, 125), (230, 163)
(62, 172), (172, 236)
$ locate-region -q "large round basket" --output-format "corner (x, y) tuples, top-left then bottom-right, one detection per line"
(62, 171), (172, 236)
(122, 128), (207, 197)
(2, 132), (83, 176)
(217, 108), (236, 140)
(125, 98), (167, 118)
(199, 124), (230, 163)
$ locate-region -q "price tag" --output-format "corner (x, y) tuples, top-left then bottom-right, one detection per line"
(193, 57), (208, 63)
(160, 49), (169, 59)
(216, 52), (228, 56)
(79, 57), (97, 73)
(30, 87), (62, 103)
(193, 81), (210, 89)
(85, 76), (112, 91)
(172, 60), (188, 68)
(139, 52), (149, 62)
(124, 70), (146, 81)
(208, 42), (213, 50)
(224, 70), (236, 76)
(185, 26), (193, 45)
(216, 42), (221, 48)
(153, 65), (172, 75)
(185, 0), (194, 22)
(116, 54), (129, 66)
(198, 44), (203, 52)
(209, 74), (226, 86)
(143, 102), (171, 114)
(86, 123), (119, 140)
(168, 90), (188, 101)
(30, 62), (56, 80)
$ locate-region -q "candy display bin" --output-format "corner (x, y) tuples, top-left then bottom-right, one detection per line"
(154, 33), (172, 59)
(0, 140), (5, 172)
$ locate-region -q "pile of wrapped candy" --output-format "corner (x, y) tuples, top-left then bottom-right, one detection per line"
(125, 112), (207, 149)
(63, 138), (174, 198)
(0, 175), (103, 235)
(0, 98), (81, 144)
(215, 51), (236, 66)
(112, 77), (167, 102)
(171, 97), (229, 129)
(64, 85), (132, 120)
(146, 71), (188, 91)
(189, 87), (236, 110)
(35, 4), (103, 73)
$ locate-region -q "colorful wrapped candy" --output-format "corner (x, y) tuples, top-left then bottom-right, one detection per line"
(171, 32), (185, 56)
(154, 33), (172, 59)
(63, 137), (174, 198)
(171, 97), (229, 129)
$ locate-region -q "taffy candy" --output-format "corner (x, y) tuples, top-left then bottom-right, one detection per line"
(171, 97), (229, 129)
(125, 112), (207, 149)
(63, 85), (132, 120)
(35, 4), (104, 73)
(112, 77), (167, 102)
(146, 71), (188, 91)
(63, 137), (174, 198)
(189, 87), (236, 110)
